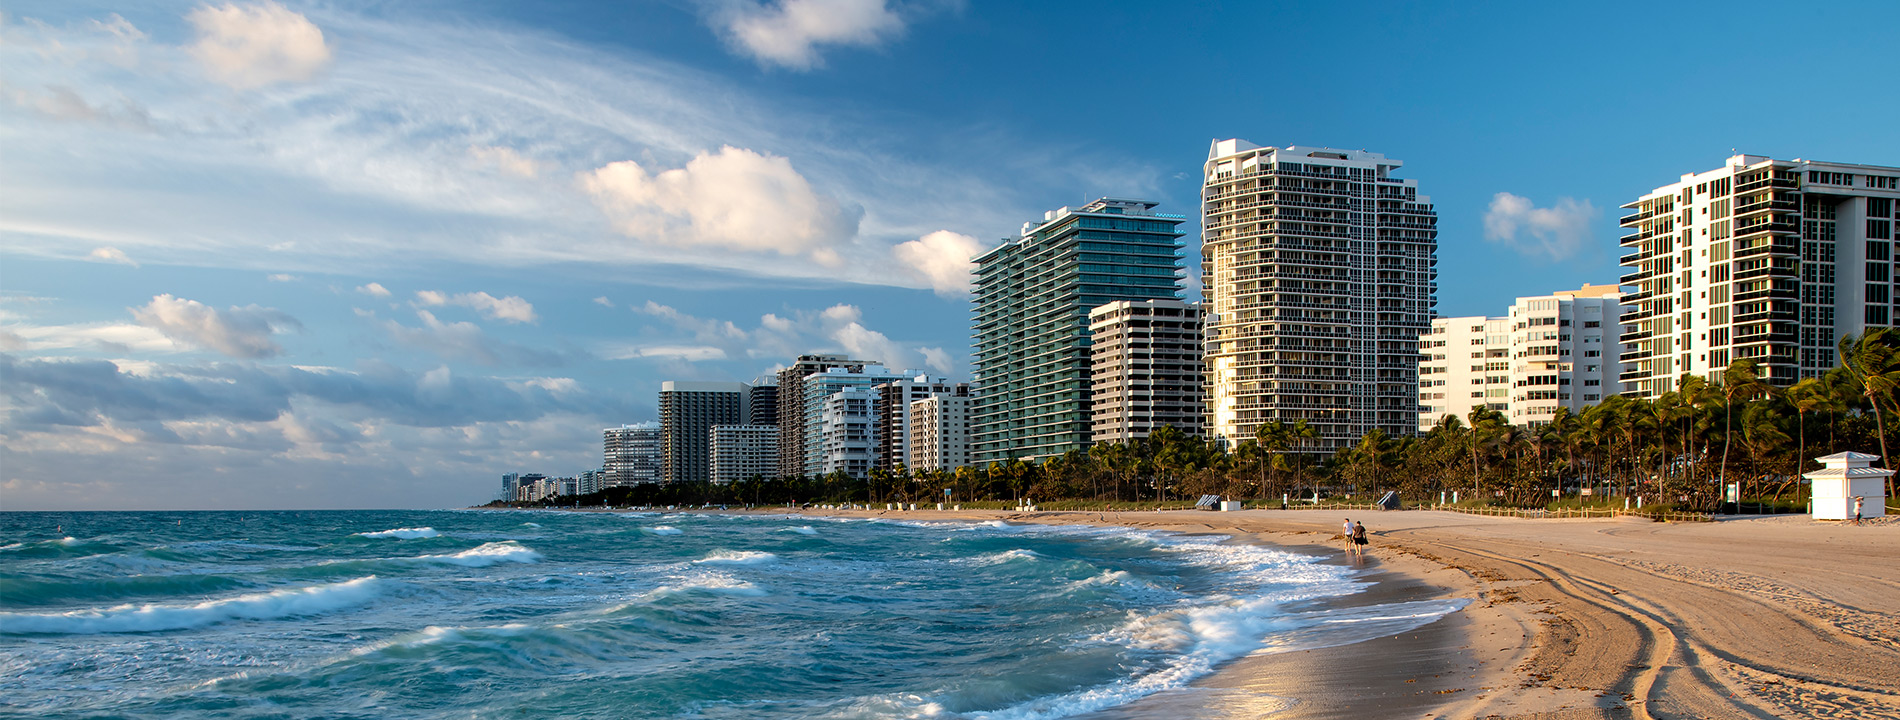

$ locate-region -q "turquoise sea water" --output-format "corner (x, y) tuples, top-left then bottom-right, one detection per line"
(0, 510), (1460, 719)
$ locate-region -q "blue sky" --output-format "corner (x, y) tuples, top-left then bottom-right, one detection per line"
(4, 0), (1897, 510)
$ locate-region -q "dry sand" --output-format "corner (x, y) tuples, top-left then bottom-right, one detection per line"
(768, 505), (1900, 719)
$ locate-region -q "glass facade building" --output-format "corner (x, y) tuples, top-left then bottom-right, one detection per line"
(971, 198), (1186, 463)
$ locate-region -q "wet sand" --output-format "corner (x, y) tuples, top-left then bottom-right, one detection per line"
(763, 506), (1900, 719)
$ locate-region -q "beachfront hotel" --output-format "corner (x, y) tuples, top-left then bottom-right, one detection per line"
(908, 393), (974, 472)
(708, 424), (778, 484)
(1201, 140), (1438, 453)
(658, 381), (746, 483)
(1088, 299), (1205, 442)
(775, 355), (878, 478)
(1419, 284), (1629, 429)
(601, 423), (661, 487)
(971, 198), (1187, 463)
(1619, 155), (1900, 395)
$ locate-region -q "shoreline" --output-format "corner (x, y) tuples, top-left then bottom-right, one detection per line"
(692, 505), (1899, 719)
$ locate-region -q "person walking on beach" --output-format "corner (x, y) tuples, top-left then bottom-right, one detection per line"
(1352, 520), (1369, 555)
(1853, 496), (1863, 526)
(1342, 518), (1357, 556)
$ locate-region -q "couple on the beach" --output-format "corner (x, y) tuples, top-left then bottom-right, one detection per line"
(1341, 518), (1369, 556)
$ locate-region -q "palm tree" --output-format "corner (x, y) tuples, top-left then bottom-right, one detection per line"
(1717, 358), (1771, 492)
(1839, 329), (1900, 501)
(1788, 377), (1828, 473)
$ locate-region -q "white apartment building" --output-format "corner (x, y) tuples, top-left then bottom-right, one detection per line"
(1420, 285), (1627, 429)
(909, 394), (973, 472)
(817, 387), (879, 480)
(874, 375), (970, 472)
(602, 423), (661, 487)
(1202, 140), (1438, 452)
(1621, 154), (1900, 395)
(1089, 299), (1204, 442)
(708, 424), (778, 484)
(800, 365), (908, 477)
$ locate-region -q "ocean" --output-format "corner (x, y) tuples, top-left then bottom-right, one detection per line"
(0, 510), (1461, 719)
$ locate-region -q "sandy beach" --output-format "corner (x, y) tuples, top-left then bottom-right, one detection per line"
(763, 506), (1900, 719)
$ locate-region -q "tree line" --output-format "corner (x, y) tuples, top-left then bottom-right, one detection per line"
(499, 331), (1900, 513)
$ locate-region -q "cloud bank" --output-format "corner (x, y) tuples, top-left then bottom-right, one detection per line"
(131, 294), (301, 358)
(188, 1), (332, 89)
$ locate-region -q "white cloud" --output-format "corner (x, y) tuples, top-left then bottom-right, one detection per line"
(468, 145), (541, 178)
(0, 320), (184, 355)
(892, 230), (985, 296)
(130, 294), (301, 358)
(266, 273), (297, 282)
(592, 296), (614, 308)
(582, 146), (858, 265)
(708, 0), (907, 70)
(1483, 192), (1600, 261)
(918, 346), (954, 375)
(356, 282), (392, 298)
(187, 1), (332, 89)
(599, 344), (730, 362)
(88, 247), (138, 266)
(413, 290), (538, 324)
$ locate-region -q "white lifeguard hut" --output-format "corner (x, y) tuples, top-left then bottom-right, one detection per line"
(1803, 452), (1890, 520)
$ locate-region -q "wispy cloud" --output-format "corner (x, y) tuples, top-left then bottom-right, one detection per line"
(131, 294), (302, 358)
(381, 310), (561, 367)
(706, 0), (909, 71)
(1482, 192), (1599, 261)
(88, 247), (139, 267)
(413, 290), (538, 324)
(356, 282), (392, 298)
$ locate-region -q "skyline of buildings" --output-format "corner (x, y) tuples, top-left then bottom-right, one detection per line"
(971, 198), (1187, 463)
(507, 149), (1900, 496)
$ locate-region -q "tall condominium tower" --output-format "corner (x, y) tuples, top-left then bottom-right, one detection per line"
(972, 198), (1186, 463)
(1620, 155), (1900, 394)
(1419, 284), (1628, 429)
(874, 375), (970, 472)
(1088, 299), (1205, 442)
(1202, 140), (1438, 452)
(602, 422), (661, 487)
(745, 384), (779, 427)
(909, 394), (974, 472)
(708, 424), (778, 484)
(658, 381), (746, 483)
(775, 355), (877, 478)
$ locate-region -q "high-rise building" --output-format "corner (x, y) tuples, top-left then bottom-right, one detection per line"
(708, 424), (779, 484)
(817, 387), (879, 480)
(745, 384), (779, 427)
(1088, 299), (1205, 442)
(909, 394), (974, 472)
(1419, 285), (1628, 429)
(658, 381), (746, 483)
(602, 423), (661, 487)
(972, 198), (1186, 463)
(776, 355), (878, 478)
(1201, 140), (1438, 452)
(874, 375), (970, 472)
(800, 366), (907, 477)
(1619, 154), (1900, 394)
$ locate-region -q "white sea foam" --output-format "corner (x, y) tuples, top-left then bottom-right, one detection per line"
(646, 574), (770, 599)
(0, 576), (385, 635)
(973, 548), (1043, 566)
(643, 526), (684, 536)
(356, 527), (440, 539)
(782, 526), (818, 535)
(410, 541), (542, 567)
(693, 550), (777, 566)
(521, 522), (541, 528)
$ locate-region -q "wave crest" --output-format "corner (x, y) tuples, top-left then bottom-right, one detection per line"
(693, 550), (777, 566)
(411, 542), (541, 567)
(0, 576), (384, 635)
(356, 527), (440, 539)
